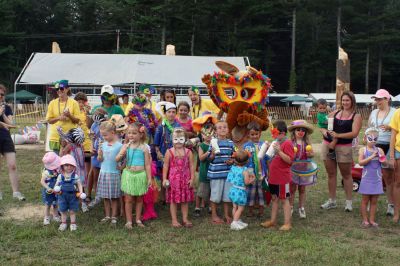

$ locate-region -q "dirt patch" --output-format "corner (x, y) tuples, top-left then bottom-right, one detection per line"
(2, 203), (43, 221)
(15, 143), (45, 150)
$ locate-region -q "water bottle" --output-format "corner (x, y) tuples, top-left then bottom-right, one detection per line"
(258, 141), (269, 160)
(266, 140), (277, 158)
(210, 138), (221, 154)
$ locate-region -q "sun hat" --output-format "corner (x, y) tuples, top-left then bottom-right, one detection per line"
(101, 85), (114, 95)
(60, 154), (77, 167)
(371, 89), (391, 100)
(110, 114), (128, 132)
(42, 152), (61, 170)
(192, 112), (218, 132)
(288, 120), (314, 134)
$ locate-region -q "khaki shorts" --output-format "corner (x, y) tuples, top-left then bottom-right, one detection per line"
(320, 143), (353, 163)
(197, 182), (211, 200)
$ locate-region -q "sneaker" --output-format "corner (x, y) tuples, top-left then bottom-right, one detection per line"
(321, 199), (337, 210)
(387, 204), (395, 216)
(81, 202), (89, 213)
(53, 216), (61, 223)
(13, 191), (26, 201)
(100, 216), (111, 223)
(88, 197), (101, 208)
(0, 191), (3, 200)
(43, 216), (51, 226)
(299, 207), (306, 219)
(194, 208), (201, 217)
(345, 200), (353, 212)
(279, 224), (292, 231)
(70, 223), (77, 231)
(58, 223), (68, 231)
(238, 220), (248, 228)
(230, 221), (244, 231)
(111, 217), (117, 226)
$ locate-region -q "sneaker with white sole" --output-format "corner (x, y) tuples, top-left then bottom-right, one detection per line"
(321, 199), (337, 210)
(88, 197), (101, 208)
(58, 223), (68, 231)
(387, 204), (395, 216)
(345, 200), (353, 212)
(111, 217), (117, 226)
(43, 216), (51, 226)
(237, 220), (248, 228)
(53, 216), (61, 223)
(81, 202), (89, 213)
(230, 221), (245, 231)
(70, 223), (77, 231)
(299, 207), (306, 219)
(13, 191), (25, 201)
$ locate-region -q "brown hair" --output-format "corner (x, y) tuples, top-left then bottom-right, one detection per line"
(233, 149), (249, 166)
(160, 89), (176, 105)
(74, 92), (88, 102)
(0, 84), (7, 93)
(128, 122), (147, 143)
(341, 91), (357, 112)
(177, 101), (190, 111)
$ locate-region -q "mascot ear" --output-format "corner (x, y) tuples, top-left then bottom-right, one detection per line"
(215, 61), (239, 75)
(246, 66), (258, 75)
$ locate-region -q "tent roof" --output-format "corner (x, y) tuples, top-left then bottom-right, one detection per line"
(280, 95), (313, 102)
(17, 53), (248, 87)
(6, 89), (41, 100)
(309, 93), (375, 103)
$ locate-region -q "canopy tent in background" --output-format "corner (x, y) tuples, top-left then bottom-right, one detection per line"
(5, 89), (41, 101)
(280, 95), (313, 103)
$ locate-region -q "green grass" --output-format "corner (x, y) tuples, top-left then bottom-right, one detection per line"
(1, 141), (400, 265)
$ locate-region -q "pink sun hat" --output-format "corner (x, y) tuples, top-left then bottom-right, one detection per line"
(371, 89), (392, 100)
(42, 152), (61, 170)
(60, 154), (77, 168)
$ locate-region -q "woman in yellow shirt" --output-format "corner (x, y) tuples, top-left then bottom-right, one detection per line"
(188, 86), (221, 120)
(389, 108), (400, 223)
(46, 80), (80, 152)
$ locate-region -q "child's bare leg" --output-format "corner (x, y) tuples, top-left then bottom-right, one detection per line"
(282, 199), (291, 225)
(289, 184), (297, 207)
(111, 199), (119, 218)
(232, 204), (238, 219)
(120, 196), (125, 217)
(298, 186), (306, 208)
(124, 196), (133, 223)
(70, 211), (76, 224)
(135, 196), (143, 222)
(92, 168), (99, 194)
(223, 202), (232, 223)
(60, 212), (67, 224)
(360, 195), (369, 223)
(195, 196), (201, 209)
(210, 202), (222, 222)
(233, 206), (245, 222)
(201, 198), (206, 208)
(369, 196), (379, 224)
(86, 168), (94, 198)
(270, 197), (279, 224)
(52, 206), (60, 218)
(181, 203), (191, 224)
(170, 203), (180, 226)
(104, 199), (111, 218)
(44, 205), (51, 217)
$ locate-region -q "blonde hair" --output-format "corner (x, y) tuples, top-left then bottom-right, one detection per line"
(128, 122), (147, 143)
(100, 120), (116, 133)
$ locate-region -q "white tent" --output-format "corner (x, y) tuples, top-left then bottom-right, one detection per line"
(16, 53), (249, 87)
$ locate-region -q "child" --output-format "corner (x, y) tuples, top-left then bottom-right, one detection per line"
(358, 127), (386, 228)
(97, 120), (123, 225)
(40, 152), (61, 225)
(194, 124), (214, 217)
(316, 99), (337, 159)
(288, 120), (314, 219)
(208, 121), (235, 224)
(54, 154), (86, 231)
(176, 101), (196, 138)
(243, 124), (267, 217)
(228, 149), (256, 230)
(261, 120), (294, 231)
(117, 122), (152, 229)
(163, 128), (195, 227)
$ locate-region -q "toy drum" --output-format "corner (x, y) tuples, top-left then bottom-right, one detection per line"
(291, 160), (319, 186)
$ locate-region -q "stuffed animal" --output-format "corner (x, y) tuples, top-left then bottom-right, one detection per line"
(202, 61), (272, 144)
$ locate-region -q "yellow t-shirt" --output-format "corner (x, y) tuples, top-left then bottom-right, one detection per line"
(46, 98), (80, 143)
(76, 109), (92, 152)
(191, 98), (220, 120)
(389, 108), (400, 152)
(120, 103), (130, 114)
(124, 101), (161, 121)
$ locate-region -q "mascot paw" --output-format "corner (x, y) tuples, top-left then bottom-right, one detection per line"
(237, 112), (253, 126)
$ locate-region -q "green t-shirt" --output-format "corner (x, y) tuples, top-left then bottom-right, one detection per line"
(317, 112), (328, 129)
(199, 142), (211, 183)
(92, 104), (125, 117)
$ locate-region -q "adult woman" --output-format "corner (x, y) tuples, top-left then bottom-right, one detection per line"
(188, 86), (221, 120)
(92, 85), (124, 117)
(389, 106), (400, 222)
(320, 91), (362, 211)
(368, 89), (396, 216)
(46, 80), (80, 153)
(0, 84), (25, 200)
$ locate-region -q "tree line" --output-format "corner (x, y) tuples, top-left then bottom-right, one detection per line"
(0, 0), (399, 95)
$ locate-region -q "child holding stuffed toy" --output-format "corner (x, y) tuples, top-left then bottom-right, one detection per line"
(358, 127), (387, 228)
(117, 122), (152, 229)
(288, 120), (314, 219)
(228, 149), (256, 230)
(162, 128), (195, 228)
(54, 154), (85, 231)
(97, 120), (123, 225)
(261, 120), (294, 231)
(40, 152), (62, 225)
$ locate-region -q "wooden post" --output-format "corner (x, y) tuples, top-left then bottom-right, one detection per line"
(336, 47), (350, 109)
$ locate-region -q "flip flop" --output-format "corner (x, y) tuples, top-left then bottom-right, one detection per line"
(211, 219), (225, 225)
(182, 222), (193, 228)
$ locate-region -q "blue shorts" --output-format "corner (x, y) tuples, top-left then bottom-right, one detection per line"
(91, 155), (101, 169)
(41, 189), (57, 206)
(210, 179), (232, 203)
(58, 193), (79, 212)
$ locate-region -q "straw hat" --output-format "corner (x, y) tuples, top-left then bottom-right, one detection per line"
(192, 112), (218, 132)
(110, 114), (128, 132)
(288, 120), (314, 134)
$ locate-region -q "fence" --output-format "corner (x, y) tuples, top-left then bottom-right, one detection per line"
(10, 104), (47, 125)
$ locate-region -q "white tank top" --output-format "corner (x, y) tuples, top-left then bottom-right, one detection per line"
(369, 107), (396, 144)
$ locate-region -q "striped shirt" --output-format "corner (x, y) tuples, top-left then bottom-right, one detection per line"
(207, 139), (235, 180)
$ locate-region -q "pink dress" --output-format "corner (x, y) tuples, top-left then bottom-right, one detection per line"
(176, 118), (193, 133)
(166, 148), (194, 203)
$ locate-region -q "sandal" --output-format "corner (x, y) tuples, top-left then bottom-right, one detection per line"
(100, 216), (111, 223)
(361, 221), (370, 228)
(182, 221), (193, 228)
(125, 222), (133, 230)
(370, 222), (379, 228)
(136, 220), (145, 228)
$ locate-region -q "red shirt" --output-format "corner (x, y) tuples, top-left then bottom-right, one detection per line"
(269, 139), (294, 185)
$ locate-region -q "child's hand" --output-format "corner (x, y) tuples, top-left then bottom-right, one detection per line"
(162, 179), (169, 188)
(188, 179), (194, 188)
(147, 178), (152, 187)
(225, 159), (234, 165)
(157, 151), (164, 161)
(273, 142), (281, 152)
(370, 150), (378, 159)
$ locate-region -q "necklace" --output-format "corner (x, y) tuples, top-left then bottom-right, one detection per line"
(293, 139), (305, 161)
(58, 98), (68, 116)
(129, 108), (158, 135)
(375, 108), (390, 127)
(163, 119), (174, 133)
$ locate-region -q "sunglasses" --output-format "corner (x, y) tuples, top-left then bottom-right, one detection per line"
(295, 128), (306, 132)
(366, 135), (378, 142)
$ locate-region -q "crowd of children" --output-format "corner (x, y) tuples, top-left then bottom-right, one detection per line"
(39, 92), (396, 232)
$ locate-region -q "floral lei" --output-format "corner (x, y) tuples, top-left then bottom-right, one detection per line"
(128, 108), (158, 135)
(162, 119), (174, 134)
